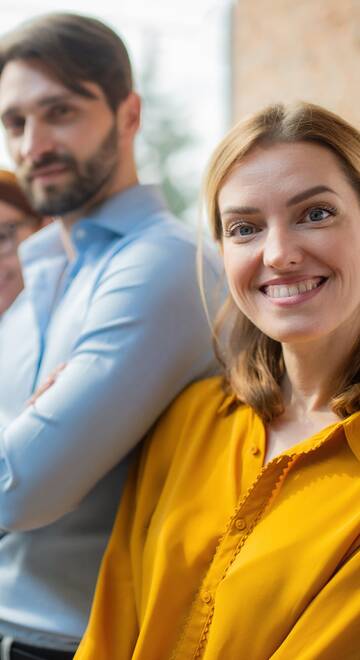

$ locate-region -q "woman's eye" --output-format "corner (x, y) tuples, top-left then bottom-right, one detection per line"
(224, 223), (258, 239)
(305, 206), (336, 223)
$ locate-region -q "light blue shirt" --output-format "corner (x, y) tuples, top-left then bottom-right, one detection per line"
(0, 184), (221, 650)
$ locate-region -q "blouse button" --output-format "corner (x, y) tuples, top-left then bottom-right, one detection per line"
(235, 517), (246, 530)
(201, 591), (212, 604)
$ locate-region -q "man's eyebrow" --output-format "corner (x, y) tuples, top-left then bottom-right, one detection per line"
(221, 206), (260, 216)
(38, 93), (76, 107)
(1, 93), (80, 121)
(286, 185), (338, 206)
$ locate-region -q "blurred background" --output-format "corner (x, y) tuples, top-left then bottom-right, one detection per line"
(0, 0), (358, 222)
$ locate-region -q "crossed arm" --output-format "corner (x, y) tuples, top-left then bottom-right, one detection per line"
(0, 238), (218, 531)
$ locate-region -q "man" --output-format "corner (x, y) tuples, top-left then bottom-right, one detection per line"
(0, 13), (221, 660)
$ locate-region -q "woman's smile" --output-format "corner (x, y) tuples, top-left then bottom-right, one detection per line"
(219, 141), (360, 345)
(259, 275), (327, 304)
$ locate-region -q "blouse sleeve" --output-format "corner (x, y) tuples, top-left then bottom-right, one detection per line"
(74, 386), (194, 660)
(74, 456), (141, 660)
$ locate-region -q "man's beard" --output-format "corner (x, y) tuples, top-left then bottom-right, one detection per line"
(18, 123), (119, 216)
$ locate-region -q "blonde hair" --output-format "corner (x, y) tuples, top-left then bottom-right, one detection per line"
(203, 101), (360, 422)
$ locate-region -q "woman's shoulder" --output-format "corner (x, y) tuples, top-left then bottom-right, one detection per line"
(148, 376), (253, 453)
(136, 377), (255, 506)
(172, 375), (227, 408)
(162, 376), (240, 423)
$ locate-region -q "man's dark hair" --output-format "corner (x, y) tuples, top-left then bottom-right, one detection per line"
(0, 13), (133, 112)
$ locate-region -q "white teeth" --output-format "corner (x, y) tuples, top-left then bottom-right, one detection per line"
(264, 278), (323, 298)
(288, 285), (299, 296)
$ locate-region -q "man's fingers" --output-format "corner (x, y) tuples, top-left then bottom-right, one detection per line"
(27, 363), (67, 406)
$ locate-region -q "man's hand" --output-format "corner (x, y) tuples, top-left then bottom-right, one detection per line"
(27, 363), (66, 406)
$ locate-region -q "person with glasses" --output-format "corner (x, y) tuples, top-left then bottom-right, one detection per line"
(0, 13), (220, 660)
(0, 169), (46, 314)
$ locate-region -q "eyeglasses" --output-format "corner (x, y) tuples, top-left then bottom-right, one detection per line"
(0, 218), (40, 256)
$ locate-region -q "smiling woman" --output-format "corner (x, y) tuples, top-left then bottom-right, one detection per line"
(75, 102), (360, 660)
(209, 106), (360, 432)
(217, 141), (360, 410)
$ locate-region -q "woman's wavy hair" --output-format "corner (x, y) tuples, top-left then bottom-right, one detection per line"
(203, 101), (360, 422)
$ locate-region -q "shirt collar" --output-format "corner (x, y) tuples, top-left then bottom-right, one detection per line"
(342, 412), (360, 461)
(281, 412), (360, 461)
(18, 184), (168, 266)
(19, 220), (64, 266)
(218, 393), (360, 463)
(75, 184), (168, 237)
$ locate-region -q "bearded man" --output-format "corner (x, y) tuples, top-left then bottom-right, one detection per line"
(0, 13), (220, 660)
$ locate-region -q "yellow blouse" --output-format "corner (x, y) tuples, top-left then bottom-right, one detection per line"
(75, 377), (360, 660)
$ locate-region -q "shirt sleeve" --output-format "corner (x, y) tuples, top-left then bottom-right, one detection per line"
(271, 544), (360, 659)
(0, 235), (220, 530)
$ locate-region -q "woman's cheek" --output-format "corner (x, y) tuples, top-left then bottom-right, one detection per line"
(0, 255), (24, 313)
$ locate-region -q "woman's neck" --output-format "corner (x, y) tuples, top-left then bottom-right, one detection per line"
(264, 320), (359, 462)
(281, 328), (358, 416)
(265, 339), (343, 462)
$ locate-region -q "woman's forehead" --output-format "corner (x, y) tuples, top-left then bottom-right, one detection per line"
(218, 142), (348, 206)
(0, 199), (28, 220)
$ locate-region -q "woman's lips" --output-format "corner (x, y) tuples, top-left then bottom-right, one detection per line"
(261, 276), (326, 298)
(259, 276), (328, 305)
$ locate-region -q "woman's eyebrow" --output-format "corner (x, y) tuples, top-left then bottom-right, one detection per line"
(286, 185), (337, 206)
(220, 185), (338, 217)
(221, 206), (260, 216)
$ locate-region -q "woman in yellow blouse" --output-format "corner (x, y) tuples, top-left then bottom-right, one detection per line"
(75, 102), (360, 660)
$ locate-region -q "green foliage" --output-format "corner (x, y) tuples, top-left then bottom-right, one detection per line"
(136, 40), (198, 221)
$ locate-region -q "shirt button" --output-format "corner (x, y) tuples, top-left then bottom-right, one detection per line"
(235, 517), (246, 531)
(201, 591), (212, 604)
(75, 228), (86, 239)
(251, 444), (260, 456)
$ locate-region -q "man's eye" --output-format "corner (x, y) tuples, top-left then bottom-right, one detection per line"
(3, 116), (25, 135)
(49, 105), (73, 119)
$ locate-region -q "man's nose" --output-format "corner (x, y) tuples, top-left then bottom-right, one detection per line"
(263, 226), (303, 269)
(19, 119), (54, 162)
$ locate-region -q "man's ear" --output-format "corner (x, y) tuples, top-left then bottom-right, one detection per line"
(116, 92), (141, 140)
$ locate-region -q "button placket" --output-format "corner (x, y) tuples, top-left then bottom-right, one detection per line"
(235, 517), (247, 531)
(201, 591), (212, 605)
(173, 455), (294, 659)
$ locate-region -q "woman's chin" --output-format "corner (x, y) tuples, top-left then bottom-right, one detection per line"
(261, 324), (328, 345)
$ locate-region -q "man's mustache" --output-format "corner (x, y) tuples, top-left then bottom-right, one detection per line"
(20, 153), (76, 181)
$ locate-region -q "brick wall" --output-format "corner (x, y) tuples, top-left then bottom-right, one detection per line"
(231, 0), (360, 125)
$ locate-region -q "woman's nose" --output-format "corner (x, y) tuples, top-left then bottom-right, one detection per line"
(262, 226), (304, 269)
